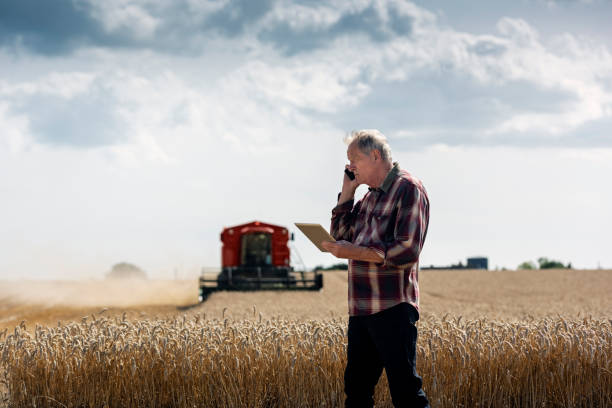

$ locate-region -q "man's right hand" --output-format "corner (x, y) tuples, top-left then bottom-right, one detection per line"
(338, 165), (359, 204)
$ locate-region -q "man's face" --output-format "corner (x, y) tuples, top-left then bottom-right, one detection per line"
(347, 141), (377, 186)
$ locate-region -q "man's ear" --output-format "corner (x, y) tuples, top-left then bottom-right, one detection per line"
(372, 149), (381, 161)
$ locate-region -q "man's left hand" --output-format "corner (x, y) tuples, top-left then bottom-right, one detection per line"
(322, 240), (385, 263)
(321, 240), (356, 259)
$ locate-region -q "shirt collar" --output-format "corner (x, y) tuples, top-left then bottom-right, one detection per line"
(368, 162), (400, 194)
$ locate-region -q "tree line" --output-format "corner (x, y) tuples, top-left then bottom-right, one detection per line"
(518, 257), (572, 270)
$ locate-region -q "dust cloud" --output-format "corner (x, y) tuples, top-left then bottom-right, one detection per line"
(0, 279), (198, 309)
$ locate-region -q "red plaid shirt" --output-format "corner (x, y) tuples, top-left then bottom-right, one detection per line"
(330, 162), (429, 316)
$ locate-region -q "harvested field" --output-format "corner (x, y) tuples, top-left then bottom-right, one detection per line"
(197, 269), (612, 321)
(1, 269), (611, 407)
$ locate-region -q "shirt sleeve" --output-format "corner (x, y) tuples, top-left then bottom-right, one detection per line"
(370, 184), (429, 268)
(330, 194), (360, 242)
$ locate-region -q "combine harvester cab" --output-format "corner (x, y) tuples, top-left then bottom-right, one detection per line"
(199, 221), (323, 301)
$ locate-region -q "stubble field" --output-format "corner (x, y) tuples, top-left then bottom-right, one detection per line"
(1, 269), (611, 407)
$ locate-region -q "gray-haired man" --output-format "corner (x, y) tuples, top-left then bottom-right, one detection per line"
(322, 129), (430, 408)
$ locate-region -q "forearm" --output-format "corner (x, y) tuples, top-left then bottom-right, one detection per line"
(331, 196), (358, 241)
(338, 187), (356, 206)
(355, 246), (384, 263)
(334, 243), (384, 263)
(382, 243), (419, 268)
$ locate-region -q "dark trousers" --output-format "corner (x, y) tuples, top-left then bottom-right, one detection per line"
(344, 303), (430, 408)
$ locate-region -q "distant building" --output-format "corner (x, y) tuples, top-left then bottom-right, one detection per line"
(422, 257), (489, 270)
(467, 257), (488, 270)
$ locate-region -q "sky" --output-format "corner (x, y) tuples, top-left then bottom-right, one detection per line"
(1, 0), (611, 280)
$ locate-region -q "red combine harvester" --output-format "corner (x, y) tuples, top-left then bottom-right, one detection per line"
(198, 221), (323, 301)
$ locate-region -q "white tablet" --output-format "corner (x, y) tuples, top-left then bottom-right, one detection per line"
(294, 223), (336, 252)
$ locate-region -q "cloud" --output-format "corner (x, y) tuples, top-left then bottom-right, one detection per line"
(1, 72), (127, 148)
(2, 0), (612, 150)
(0, 101), (29, 153)
(257, 0), (425, 55)
(0, 0), (432, 56)
(226, 10), (612, 147)
(222, 59), (370, 113)
(203, 0), (274, 36)
(0, 0), (101, 55)
(0, 53), (339, 163)
(0, 0), (275, 55)
(87, 0), (161, 39)
(468, 39), (507, 57)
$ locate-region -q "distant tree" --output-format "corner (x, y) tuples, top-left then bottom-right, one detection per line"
(517, 261), (537, 270)
(537, 257), (568, 269)
(106, 262), (147, 280)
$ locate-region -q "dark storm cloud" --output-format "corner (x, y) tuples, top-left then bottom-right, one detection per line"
(258, 5), (414, 55)
(0, 0), (103, 55)
(0, 0), (276, 55)
(205, 0), (274, 37)
(0, 0), (415, 56)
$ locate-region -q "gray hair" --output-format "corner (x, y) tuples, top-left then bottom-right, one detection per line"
(344, 129), (392, 163)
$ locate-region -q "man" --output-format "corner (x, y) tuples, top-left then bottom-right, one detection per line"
(321, 129), (430, 408)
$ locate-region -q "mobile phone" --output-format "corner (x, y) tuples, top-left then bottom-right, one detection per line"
(344, 168), (355, 180)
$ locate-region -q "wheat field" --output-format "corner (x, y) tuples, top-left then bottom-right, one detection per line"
(1, 269), (611, 407)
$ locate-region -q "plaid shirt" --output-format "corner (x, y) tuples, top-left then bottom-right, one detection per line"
(330, 162), (429, 316)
